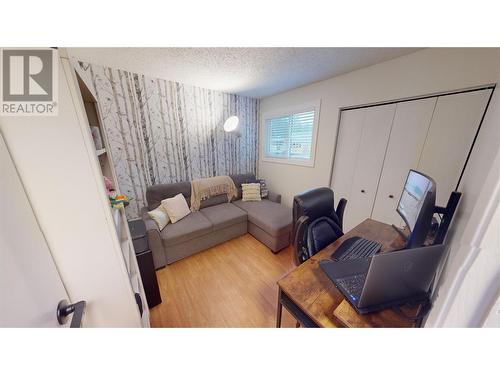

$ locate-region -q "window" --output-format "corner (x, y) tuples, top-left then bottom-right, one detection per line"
(263, 101), (319, 167)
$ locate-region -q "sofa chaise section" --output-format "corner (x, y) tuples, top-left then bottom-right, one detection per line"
(232, 199), (292, 253)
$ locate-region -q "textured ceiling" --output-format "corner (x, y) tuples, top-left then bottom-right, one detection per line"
(68, 48), (422, 98)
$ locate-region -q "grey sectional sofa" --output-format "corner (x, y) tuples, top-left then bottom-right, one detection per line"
(141, 174), (292, 269)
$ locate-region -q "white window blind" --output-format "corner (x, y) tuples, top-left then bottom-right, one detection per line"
(265, 110), (315, 160)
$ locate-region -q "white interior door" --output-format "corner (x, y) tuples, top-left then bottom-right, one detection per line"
(418, 89), (492, 206)
(343, 104), (396, 231)
(0, 133), (69, 327)
(371, 97), (437, 227)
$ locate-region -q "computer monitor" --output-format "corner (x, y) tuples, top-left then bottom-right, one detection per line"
(397, 170), (436, 249)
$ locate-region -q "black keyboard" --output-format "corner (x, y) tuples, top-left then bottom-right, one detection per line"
(331, 236), (382, 261)
(336, 274), (367, 299)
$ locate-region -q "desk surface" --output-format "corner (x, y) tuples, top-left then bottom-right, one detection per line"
(277, 219), (416, 328)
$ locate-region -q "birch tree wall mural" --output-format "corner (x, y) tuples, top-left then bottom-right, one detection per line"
(78, 61), (259, 218)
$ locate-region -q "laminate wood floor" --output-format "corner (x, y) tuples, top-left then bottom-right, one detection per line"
(149, 234), (298, 327)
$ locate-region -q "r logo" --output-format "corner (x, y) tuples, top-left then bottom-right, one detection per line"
(2, 49), (53, 102)
(1, 48), (58, 116)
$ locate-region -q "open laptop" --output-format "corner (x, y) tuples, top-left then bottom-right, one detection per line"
(319, 244), (445, 314)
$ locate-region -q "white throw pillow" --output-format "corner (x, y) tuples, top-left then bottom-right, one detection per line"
(242, 183), (262, 202)
(147, 206), (170, 230)
(162, 193), (191, 223)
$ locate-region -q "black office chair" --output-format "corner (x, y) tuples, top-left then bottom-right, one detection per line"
(292, 187), (347, 265)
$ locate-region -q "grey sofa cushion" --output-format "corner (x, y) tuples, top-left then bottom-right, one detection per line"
(146, 181), (191, 210)
(229, 174), (256, 199)
(165, 222), (247, 265)
(200, 203), (247, 231)
(160, 212), (212, 246)
(233, 199), (292, 237)
(199, 194), (228, 209)
(146, 175), (255, 209)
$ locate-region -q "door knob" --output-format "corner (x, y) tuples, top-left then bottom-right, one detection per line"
(361, 189), (366, 193)
(57, 299), (86, 328)
(389, 194), (394, 199)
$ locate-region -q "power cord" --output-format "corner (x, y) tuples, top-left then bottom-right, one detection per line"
(392, 297), (432, 326)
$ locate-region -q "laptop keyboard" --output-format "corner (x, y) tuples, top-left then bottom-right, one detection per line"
(332, 237), (382, 261)
(336, 274), (367, 300)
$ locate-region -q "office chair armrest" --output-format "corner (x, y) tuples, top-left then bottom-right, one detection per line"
(293, 215), (309, 266)
(335, 198), (347, 231)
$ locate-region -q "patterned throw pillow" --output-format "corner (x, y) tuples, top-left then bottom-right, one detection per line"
(259, 179), (268, 198)
(241, 183), (262, 202)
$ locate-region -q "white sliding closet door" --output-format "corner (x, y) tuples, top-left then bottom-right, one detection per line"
(371, 97), (437, 226)
(331, 87), (492, 233)
(418, 89), (492, 206)
(343, 104), (396, 231)
(331, 109), (366, 205)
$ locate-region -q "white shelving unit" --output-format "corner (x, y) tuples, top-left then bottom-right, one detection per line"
(69, 56), (150, 326)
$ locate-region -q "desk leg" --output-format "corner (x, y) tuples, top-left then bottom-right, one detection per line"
(276, 288), (283, 328)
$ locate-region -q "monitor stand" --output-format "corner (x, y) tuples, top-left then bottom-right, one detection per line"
(391, 224), (409, 242)
(390, 191), (461, 247)
(433, 191), (462, 245)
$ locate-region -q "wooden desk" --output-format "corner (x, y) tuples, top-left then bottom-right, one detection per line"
(276, 219), (418, 328)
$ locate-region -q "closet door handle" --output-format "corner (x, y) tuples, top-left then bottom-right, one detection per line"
(361, 189), (366, 193)
(389, 194), (394, 199)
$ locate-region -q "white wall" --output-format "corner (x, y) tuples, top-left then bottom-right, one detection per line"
(259, 48), (500, 327)
(425, 87), (500, 326)
(259, 48), (500, 207)
(483, 294), (500, 327)
(437, 179), (499, 327)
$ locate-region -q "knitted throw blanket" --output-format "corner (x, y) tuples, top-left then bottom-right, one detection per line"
(190, 175), (237, 212)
